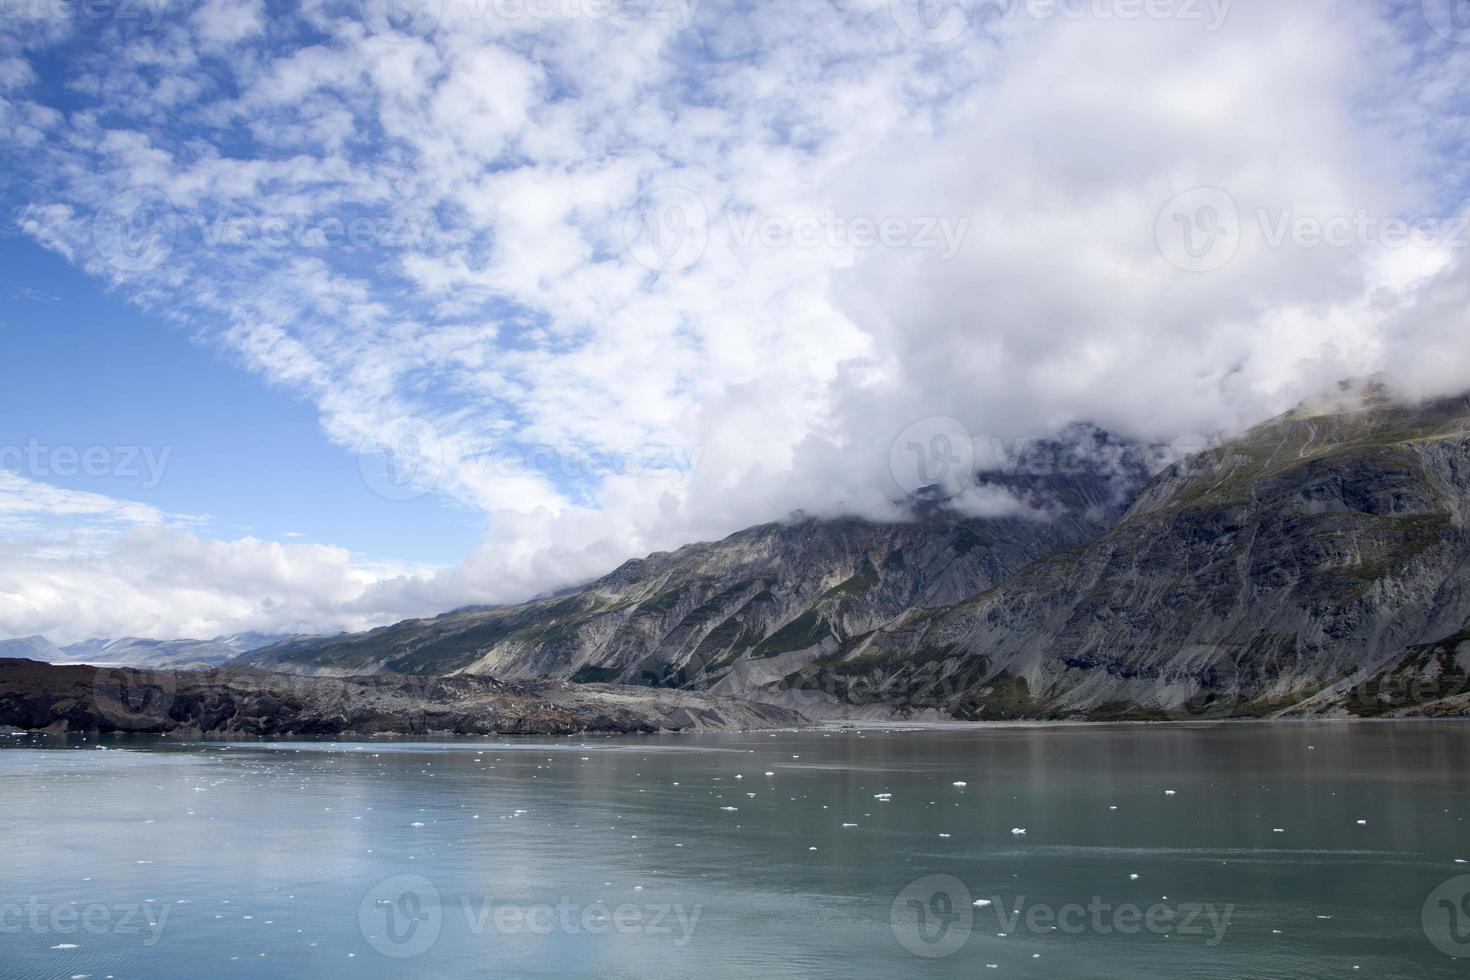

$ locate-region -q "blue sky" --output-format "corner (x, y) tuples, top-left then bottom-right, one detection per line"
(1, 232), (482, 565)
(1, 0), (1468, 643)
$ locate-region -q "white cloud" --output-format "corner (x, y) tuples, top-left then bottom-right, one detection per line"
(0, 473), (440, 644)
(0, 471), (179, 532)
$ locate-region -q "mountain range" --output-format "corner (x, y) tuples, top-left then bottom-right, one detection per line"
(228, 382), (1470, 721)
(0, 633), (291, 670)
(12, 382), (1470, 723)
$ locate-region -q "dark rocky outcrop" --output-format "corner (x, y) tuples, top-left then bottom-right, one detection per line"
(0, 659), (805, 736)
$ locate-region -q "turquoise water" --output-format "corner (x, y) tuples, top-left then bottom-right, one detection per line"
(2, 722), (1469, 978)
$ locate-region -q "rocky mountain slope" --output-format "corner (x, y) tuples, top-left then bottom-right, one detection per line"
(0, 659), (805, 736)
(229, 384), (1470, 722)
(237, 429), (1151, 686)
(789, 385), (1470, 719)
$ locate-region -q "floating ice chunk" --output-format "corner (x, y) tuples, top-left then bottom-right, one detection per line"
(874, 793), (893, 801)
(953, 781), (968, 788)
(842, 823), (857, 828)
(720, 806), (738, 812)
(973, 899), (992, 908)
(1129, 874), (1140, 880)
(1010, 828), (1026, 836)
(938, 833), (951, 838)
(1164, 790), (1177, 796)
(51, 944), (78, 950)
(411, 822), (425, 828)
(1356, 820), (1367, 826)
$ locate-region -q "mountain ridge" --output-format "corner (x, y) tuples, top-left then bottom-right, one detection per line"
(237, 425), (1155, 687)
(220, 386), (1470, 721)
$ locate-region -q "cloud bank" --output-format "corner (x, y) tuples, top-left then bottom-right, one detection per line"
(2, 0), (1468, 640)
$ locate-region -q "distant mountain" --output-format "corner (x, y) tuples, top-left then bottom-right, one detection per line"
(237, 427), (1156, 682)
(0, 636), (66, 662)
(233, 384), (1470, 721)
(49, 632), (294, 670)
(57, 637), (241, 669)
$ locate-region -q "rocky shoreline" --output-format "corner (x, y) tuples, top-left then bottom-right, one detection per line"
(0, 659), (806, 736)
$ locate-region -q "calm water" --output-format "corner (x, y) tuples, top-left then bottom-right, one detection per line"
(3, 723), (1469, 979)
